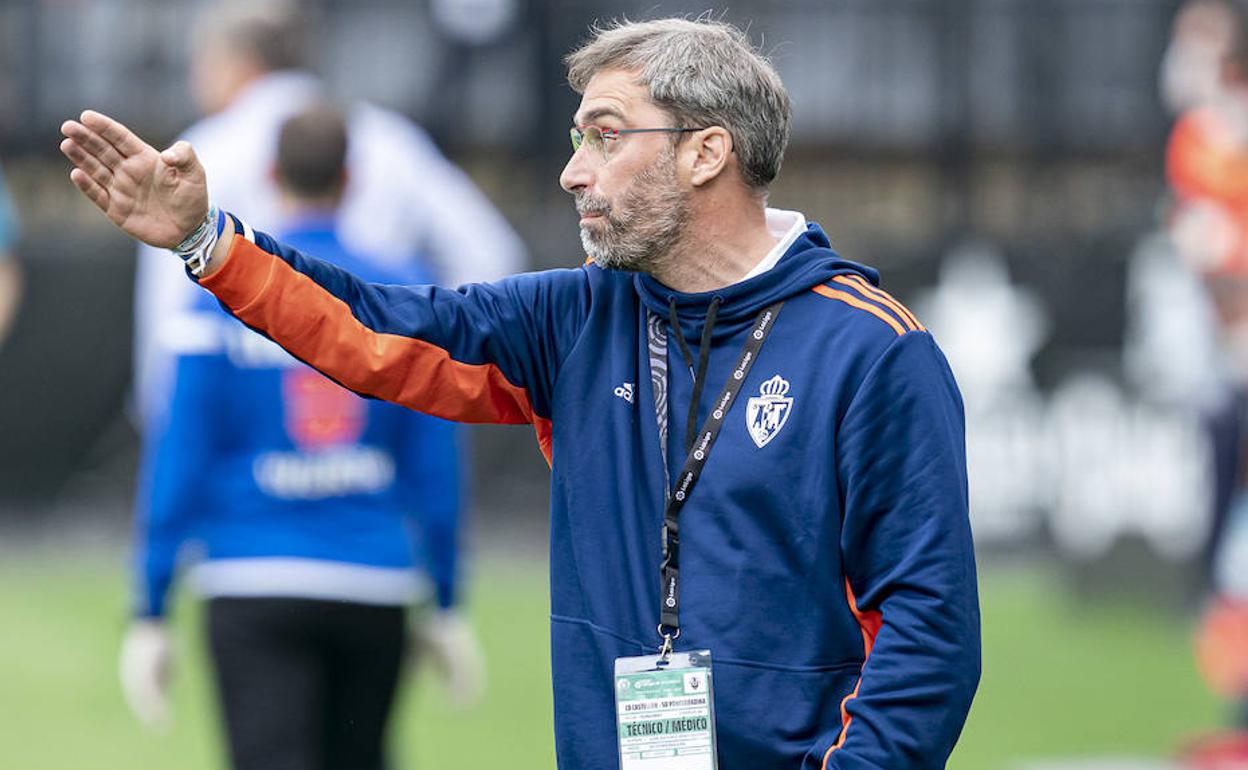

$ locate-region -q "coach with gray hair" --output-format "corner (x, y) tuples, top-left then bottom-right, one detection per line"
(62, 16), (980, 770)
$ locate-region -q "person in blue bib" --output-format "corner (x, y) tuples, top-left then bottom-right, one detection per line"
(64, 17), (980, 769)
(117, 104), (484, 770)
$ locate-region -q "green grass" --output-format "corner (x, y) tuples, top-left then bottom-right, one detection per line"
(0, 553), (1224, 769)
(954, 567), (1222, 768)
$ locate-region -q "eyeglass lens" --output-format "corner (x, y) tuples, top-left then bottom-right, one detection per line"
(570, 126), (605, 155)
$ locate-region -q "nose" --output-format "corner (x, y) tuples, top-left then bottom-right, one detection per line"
(560, 145), (594, 194)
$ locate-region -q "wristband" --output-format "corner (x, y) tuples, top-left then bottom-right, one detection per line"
(172, 206), (226, 277)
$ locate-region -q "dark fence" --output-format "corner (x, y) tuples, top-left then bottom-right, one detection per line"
(0, 0), (1178, 155)
(0, 0), (1192, 555)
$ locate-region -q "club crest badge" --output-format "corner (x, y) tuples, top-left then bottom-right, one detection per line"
(746, 375), (793, 448)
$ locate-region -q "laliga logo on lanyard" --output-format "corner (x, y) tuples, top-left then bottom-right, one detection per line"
(745, 375), (793, 448)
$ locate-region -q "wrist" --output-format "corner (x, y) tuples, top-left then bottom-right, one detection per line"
(199, 213), (236, 278)
(172, 206), (216, 251)
(172, 206), (226, 277)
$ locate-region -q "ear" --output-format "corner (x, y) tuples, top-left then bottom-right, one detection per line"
(686, 127), (733, 188)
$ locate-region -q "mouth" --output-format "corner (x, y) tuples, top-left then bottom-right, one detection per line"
(575, 194), (610, 224)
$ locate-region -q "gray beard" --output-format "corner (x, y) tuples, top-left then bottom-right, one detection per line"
(578, 149), (690, 274)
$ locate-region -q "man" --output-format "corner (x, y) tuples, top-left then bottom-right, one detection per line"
(134, 0), (526, 424)
(62, 17), (980, 769)
(119, 104), (479, 769)
(126, 0), (503, 733)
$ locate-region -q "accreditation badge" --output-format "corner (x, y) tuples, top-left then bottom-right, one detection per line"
(614, 650), (718, 770)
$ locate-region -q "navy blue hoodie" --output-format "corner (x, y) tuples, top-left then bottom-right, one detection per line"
(200, 213), (980, 770)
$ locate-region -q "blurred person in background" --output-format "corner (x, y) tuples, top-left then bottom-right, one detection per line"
(1166, 0), (1248, 746)
(134, 0), (526, 426)
(125, 1), (514, 758)
(1161, 0), (1240, 115)
(0, 163), (23, 345)
(118, 104), (483, 770)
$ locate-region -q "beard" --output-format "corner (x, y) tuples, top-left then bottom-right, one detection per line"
(577, 146), (691, 273)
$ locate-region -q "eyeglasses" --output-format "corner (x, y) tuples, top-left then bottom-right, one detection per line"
(569, 125), (704, 161)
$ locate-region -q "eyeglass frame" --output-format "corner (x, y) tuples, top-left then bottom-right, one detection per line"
(569, 124), (705, 161)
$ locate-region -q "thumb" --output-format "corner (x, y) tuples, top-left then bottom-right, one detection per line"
(160, 140), (197, 170)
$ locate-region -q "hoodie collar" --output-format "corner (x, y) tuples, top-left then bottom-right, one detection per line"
(740, 208), (807, 282)
(280, 210), (340, 239)
(633, 213), (879, 326)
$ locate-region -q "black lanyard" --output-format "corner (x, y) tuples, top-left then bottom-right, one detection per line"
(652, 301), (784, 655)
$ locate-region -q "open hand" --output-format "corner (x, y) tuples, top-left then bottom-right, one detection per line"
(118, 619), (175, 730)
(412, 609), (487, 709)
(60, 110), (209, 248)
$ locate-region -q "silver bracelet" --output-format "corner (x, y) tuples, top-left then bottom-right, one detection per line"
(172, 206), (225, 277)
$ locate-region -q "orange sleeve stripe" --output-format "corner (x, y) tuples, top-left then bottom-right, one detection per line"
(203, 236), (554, 465)
(533, 417), (553, 467)
(811, 285), (906, 336)
(822, 579), (884, 768)
(835, 274), (924, 332)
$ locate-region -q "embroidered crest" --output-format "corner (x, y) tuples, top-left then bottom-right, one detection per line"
(282, 368), (366, 449)
(745, 375), (793, 448)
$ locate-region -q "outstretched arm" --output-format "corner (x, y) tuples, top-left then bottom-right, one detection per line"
(61, 111), (589, 460)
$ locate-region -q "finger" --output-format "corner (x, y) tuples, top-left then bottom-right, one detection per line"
(79, 110), (150, 158)
(61, 120), (124, 170)
(69, 168), (110, 211)
(159, 140), (197, 170)
(60, 139), (114, 189)
(61, 120), (124, 168)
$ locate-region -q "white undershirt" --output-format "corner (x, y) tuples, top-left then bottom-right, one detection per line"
(739, 208), (808, 282)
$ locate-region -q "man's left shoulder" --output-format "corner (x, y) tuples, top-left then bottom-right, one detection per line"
(786, 273), (958, 402)
(800, 273), (928, 348)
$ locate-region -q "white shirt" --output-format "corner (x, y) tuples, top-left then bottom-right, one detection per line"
(134, 71), (526, 423)
(740, 208), (807, 282)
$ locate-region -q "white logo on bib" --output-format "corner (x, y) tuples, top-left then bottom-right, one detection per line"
(745, 375), (793, 448)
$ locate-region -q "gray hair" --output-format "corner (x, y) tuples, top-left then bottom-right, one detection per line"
(565, 17), (791, 190)
(198, 0), (312, 72)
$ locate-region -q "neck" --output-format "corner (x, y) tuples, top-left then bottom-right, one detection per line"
(221, 56), (271, 100)
(650, 198), (777, 293)
(281, 193), (343, 219)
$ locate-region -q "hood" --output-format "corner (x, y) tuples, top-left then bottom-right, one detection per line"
(633, 220), (879, 339)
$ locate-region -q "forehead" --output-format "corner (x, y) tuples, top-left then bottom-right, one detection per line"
(573, 68), (667, 125)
